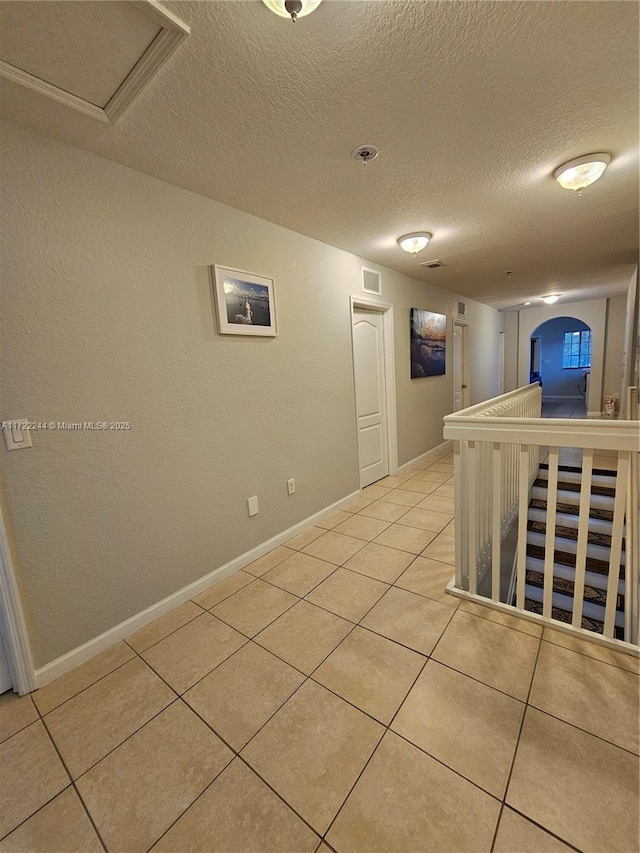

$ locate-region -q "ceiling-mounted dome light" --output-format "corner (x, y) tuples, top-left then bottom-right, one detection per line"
(262, 0), (322, 22)
(542, 294), (560, 304)
(398, 232), (432, 254)
(554, 153), (611, 191)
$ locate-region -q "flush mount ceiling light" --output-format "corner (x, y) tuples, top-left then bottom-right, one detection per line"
(554, 153), (611, 191)
(262, 0), (322, 22)
(398, 232), (432, 254)
(542, 294), (560, 304)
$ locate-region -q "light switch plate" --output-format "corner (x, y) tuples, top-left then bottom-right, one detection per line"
(3, 421), (33, 450)
(247, 495), (259, 517)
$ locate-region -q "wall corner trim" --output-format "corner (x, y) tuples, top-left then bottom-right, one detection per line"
(33, 489), (360, 689)
(395, 440), (452, 474)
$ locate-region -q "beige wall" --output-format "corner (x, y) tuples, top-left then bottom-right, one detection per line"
(0, 122), (501, 666)
(602, 295), (628, 406)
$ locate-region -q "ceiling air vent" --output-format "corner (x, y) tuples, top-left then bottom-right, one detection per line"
(419, 259), (445, 269)
(362, 267), (382, 295)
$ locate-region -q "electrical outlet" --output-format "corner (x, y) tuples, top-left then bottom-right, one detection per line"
(287, 478), (296, 495)
(247, 495), (259, 517)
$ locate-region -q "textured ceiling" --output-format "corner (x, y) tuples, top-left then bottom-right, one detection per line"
(1, 0), (638, 310)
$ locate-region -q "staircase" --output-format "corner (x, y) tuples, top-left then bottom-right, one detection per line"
(520, 462), (626, 639)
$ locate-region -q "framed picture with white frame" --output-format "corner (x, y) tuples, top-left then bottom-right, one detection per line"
(212, 265), (278, 336)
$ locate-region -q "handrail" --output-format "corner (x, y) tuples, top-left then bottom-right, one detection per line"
(444, 383), (639, 651)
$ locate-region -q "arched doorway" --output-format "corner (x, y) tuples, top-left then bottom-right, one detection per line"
(530, 316), (592, 418)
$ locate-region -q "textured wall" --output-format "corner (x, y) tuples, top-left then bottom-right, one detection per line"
(0, 122), (500, 666)
(602, 295), (628, 403)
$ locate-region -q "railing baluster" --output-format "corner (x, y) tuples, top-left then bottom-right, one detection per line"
(572, 448), (593, 629)
(468, 441), (478, 595)
(604, 451), (631, 638)
(453, 441), (466, 591)
(516, 445), (530, 609)
(543, 447), (559, 619)
(492, 443), (502, 601)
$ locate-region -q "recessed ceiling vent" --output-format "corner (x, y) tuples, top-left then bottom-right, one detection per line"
(419, 259), (446, 269)
(362, 268), (382, 295)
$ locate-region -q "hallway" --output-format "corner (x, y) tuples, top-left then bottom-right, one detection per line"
(0, 451), (638, 853)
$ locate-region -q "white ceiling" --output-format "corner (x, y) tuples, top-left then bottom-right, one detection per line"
(1, 0), (638, 310)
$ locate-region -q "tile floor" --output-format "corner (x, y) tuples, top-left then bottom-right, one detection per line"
(1, 451), (639, 852)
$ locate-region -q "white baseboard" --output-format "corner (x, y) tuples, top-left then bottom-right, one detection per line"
(395, 440), (452, 474)
(34, 489), (360, 689)
(542, 395), (584, 402)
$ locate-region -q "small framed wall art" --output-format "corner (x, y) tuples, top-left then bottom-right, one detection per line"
(410, 308), (446, 378)
(213, 266), (277, 336)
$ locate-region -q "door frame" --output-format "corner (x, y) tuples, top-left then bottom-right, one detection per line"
(453, 318), (471, 411)
(350, 296), (398, 477)
(0, 504), (36, 694)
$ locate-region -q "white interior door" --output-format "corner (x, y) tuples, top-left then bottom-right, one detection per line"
(453, 321), (470, 412)
(353, 308), (389, 487)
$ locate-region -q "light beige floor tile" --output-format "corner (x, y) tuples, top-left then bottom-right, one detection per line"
(45, 657), (174, 779)
(212, 579), (298, 638)
(394, 479), (439, 495)
(302, 531), (366, 565)
(305, 568), (388, 622)
(184, 643), (305, 750)
(433, 610), (540, 701)
(358, 499), (411, 523)
(0, 721), (69, 839)
(126, 601), (204, 652)
(415, 494), (455, 515)
(441, 519), (455, 538)
(507, 708), (639, 853)
(394, 556), (457, 607)
(493, 807), (575, 853)
(409, 470), (450, 484)
(263, 552), (337, 597)
(374, 474), (412, 489)
(313, 627), (425, 724)
(344, 542), (414, 583)
(242, 680), (383, 834)
(396, 507), (452, 533)
(141, 612), (246, 694)
(459, 600), (543, 637)
(326, 731), (500, 853)
(76, 702), (232, 853)
(0, 692), (38, 745)
(542, 627), (640, 674)
(193, 570), (255, 609)
(153, 758), (319, 853)
(332, 514), (391, 541)
(421, 534), (456, 565)
(33, 641), (135, 715)
(372, 524), (437, 554)
(362, 587), (453, 656)
(0, 787), (102, 853)
(344, 494), (377, 513)
(255, 601), (353, 675)
(315, 510), (354, 530)
(431, 483), (455, 500)
(244, 546), (297, 576)
(392, 661), (524, 797)
(362, 484), (392, 500)
(530, 641), (639, 754)
(426, 462), (454, 474)
(378, 489), (424, 507)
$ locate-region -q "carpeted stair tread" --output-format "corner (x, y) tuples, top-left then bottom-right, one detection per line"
(527, 519), (614, 548)
(526, 529), (624, 565)
(523, 585), (625, 630)
(528, 506), (616, 533)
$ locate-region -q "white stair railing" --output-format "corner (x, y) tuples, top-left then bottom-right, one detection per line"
(443, 384), (640, 651)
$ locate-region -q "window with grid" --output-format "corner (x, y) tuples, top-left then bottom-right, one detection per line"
(562, 330), (591, 368)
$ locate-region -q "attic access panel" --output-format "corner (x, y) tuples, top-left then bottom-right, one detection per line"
(0, 0), (189, 124)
